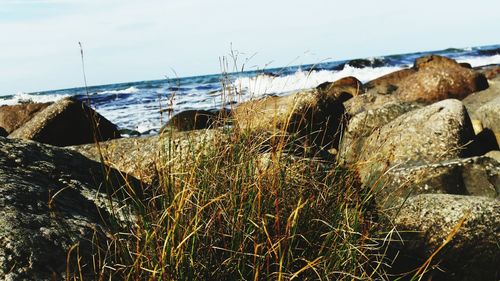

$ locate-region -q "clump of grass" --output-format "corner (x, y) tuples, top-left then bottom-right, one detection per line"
(85, 121), (387, 280)
(76, 51), (389, 280)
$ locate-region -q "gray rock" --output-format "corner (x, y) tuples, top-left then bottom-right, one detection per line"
(378, 156), (499, 207)
(475, 95), (500, 133)
(9, 97), (120, 146)
(339, 101), (422, 164)
(462, 79), (500, 117)
(358, 99), (475, 188)
(0, 137), (140, 280)
(486, 150), (500, 162)
(384, 194), (500, 281)
(70, 129), (228, 185)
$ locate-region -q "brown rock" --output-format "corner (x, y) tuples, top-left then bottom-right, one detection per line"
(0, 102), (51, 134)
(9, 97), (120, 146)
(364, 68), (417, 95)
(395, 55), (489, 103)
(474, 64), (500, 80)
(161, 109), (227, 132)
(316, 76), (363, 102)
(232, 89), (346, 149)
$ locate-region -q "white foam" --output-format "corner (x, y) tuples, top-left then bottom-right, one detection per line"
(457, 55), (500, 67)
(98, 86), (139, 95)
(0, 92), (70, 106)
(232, 65), (403, 99)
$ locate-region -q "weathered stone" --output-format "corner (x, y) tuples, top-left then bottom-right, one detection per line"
(378, 156), (499, 207)
(9, 97), (120, 146)
(394, 55), (489, 103)
(70, 129), (228, 185)
(462, 79), (500, 117)
(232, 89), (346, 149)
(358, 99), (475, 187)
(161, 109), (229, 132)
(474, 95), (500, 133)
(339, 101), (422, 164)
(474, 64), (500, 80)
(384, 194), (500, 281)
(486, 150), (500, 162)
(0, 137), (139, 280)
(0, 102), (51, 134)
(316, 76), (363, 101)
(364, 68), (417, 96)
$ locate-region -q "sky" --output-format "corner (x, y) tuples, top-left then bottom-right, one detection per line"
(0, 0), (499, 95)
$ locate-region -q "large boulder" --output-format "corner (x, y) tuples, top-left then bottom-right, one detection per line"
(71, 129), (228, 185)
(339, 101), (422, 164)
(474, 96), (500, 133)
(394, 55), (489, 103)
(462, 79), (500, 117)
(232, 89), (346, 149)
(0, 102), (51, 134)
(161, 109), (229, 132)
(357, 99), (476, 189)
(384, 194), (499, 281)
(363, 68), (417, 95)
(9, 97), (120, 146)
(474, 64), (500, 80)
(0, 137), (139, 280)
(379, 156), (499, 206)
(316, 76), (363, 101)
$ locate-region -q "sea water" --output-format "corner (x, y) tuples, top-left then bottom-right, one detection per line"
(1, 44), (499, 135)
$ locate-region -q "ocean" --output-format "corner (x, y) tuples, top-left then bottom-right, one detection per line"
(1, 44), (499, 135)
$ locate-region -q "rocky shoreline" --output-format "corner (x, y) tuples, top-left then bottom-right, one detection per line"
(0, 55), (499, 280)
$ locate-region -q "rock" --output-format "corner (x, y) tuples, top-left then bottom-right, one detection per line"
(161, 109), (218, 132)
(339, 101), (422, 164)
(343, 91), (395, 116)
(384, 194), (499, 281)
(486, 150), (500, 162)
(474, 64), (500, 80)
(470, 119), (483, 134)
(346, 58), (385, 68)
(0, 102), (51, 134)
(363, 68), (417, 95)
(316, 76), (363, 102)
(394, 55), (489, 103)
(70, 129), (228, 185)
(357, 99), (475, 188)
(474, 95), (500, 132)
(0, 137), (140, 280)
(9, 97), (120, 146)
(379, 156), (499, 206)
(462, 79), (500, 115)
(232, 89), (346, 149)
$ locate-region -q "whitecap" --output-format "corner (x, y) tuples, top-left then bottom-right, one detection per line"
(231, 65), (403, 99)
(98, 86), (139, 95)
(457, 55), (500, 67)
(0, 92), (70, 106)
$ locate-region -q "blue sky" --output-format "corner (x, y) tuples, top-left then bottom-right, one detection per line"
(0, 0), (499, 95)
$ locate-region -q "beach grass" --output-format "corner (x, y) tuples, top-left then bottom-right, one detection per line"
(69, 52), (392, 280)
